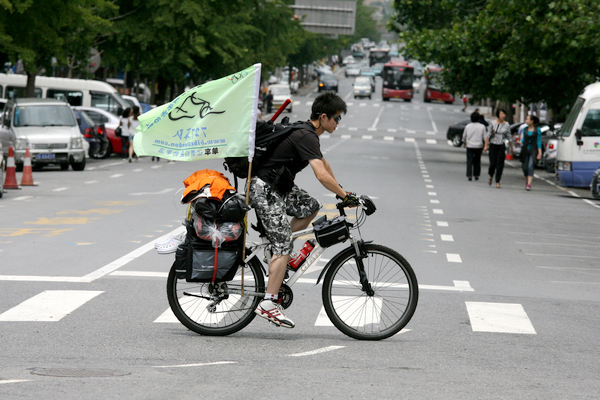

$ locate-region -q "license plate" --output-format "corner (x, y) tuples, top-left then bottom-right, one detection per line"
(394, 95), (400, 98)
(37, 153), (55, 160)
(359, 91), (365, 95)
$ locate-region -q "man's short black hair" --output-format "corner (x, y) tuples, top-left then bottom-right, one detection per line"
(310, 92), (347, 120)
(470, 112), (480, 123)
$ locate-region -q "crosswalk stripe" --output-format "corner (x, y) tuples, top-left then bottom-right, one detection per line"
(314, 296), (383, 327)
(466, 302), (536, 334)
(0, 290), (103, 322)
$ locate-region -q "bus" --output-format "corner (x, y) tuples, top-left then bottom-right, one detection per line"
(423, 67), (455, 104)
(381, 61), (414, 102)
(556, 82), (600, 188)
(369, 49), (390, 66)
(0, 74), (129, 116)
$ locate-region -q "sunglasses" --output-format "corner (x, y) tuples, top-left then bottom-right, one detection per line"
(318, 113), (341, 123)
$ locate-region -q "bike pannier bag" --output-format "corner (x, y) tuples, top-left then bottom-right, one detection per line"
(186, 245), (239, 283)
(312, 216), (350, 248)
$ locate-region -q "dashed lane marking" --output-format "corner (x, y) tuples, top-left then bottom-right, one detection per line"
(446, 253), (462, 263)
(288, 346), (346, 357)
(154, 361), (237, 368)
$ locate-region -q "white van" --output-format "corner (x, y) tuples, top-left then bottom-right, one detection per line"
(556, 82), (600, 187)
(0, 74), (129, 117)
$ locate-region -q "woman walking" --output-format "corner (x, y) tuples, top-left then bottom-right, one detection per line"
(119, 107), (131, 159)
(462, 112), (487, 181)
(128, 106), (140, 162)
(520, 115), (542, 190)
(484, 109), (512, 188)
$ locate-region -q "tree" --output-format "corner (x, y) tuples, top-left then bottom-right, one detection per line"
(391, 0), (600, 115)
(0, 0), (115, 95)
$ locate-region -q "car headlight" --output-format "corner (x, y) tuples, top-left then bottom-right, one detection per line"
(71, 137), (83, 149)
(15, 138), (28, 150)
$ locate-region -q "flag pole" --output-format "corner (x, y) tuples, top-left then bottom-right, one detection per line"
(241, 159), (253, 297)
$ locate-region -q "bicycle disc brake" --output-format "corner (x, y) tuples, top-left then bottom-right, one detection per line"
(278, 283), (293, 309)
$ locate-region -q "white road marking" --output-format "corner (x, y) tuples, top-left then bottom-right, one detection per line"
(436, 221), (449, 227)
(111, 271), (168, 278)
(426, 131), (436, 135)
(406, 129), (416, 134)
(0, 290), (103, 321)
(426, 108), (439, 133)
(288, 346), (346, 357)
(441, 234), (454, 241)
(52, 187), (69, 192)
(387, 128), (397, 132)
(13, 196), (34, 201)
(384, 136), (394, 141)
(0, 380), (30, 385)
(430, 199), (440, 204)
(426, 139), (437, 144)
(433, 209), (444, 214)
(426, 185), (434, 188)
(428, 192), (437, 196)
(446, 253), (462, 263)
(110, 174), (123, 178)
(154, 308), (178, 323)
(362, 135), (373, 139)
(154, 361), (237, 368)
(360, 103), (367, 107)
(466, 302), (536, 334)
(371, 105), (385, 130)
(348, 127), (357, 131)
(405, 138), (415, 142)
(128, 188), (175, 196)
(84, 180), (98, 184)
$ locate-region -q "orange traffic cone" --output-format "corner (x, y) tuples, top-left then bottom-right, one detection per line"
(4, 146), (19, 189)
(20, 147), (35, 186)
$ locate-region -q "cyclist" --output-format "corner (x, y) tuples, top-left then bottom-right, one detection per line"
(250, 91), (357, 328)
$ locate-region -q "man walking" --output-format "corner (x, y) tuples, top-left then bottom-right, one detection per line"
(462, 112), (487, 181)
(249, 92), (356, 328)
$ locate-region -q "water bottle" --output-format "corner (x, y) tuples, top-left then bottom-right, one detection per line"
(288, 239), (316, 270)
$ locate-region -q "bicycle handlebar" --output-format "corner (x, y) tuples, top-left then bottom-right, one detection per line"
(335, 195), (377, 217)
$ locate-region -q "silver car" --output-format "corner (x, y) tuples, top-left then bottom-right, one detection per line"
(0, 98), (86, 171)
(353, 76), (372, 99)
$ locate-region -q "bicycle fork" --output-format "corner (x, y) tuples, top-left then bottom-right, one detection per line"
(351, 238), (375, 296)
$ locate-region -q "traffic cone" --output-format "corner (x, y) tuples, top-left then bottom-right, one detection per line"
(20, 147), (35, 186)
(506, 153), (513, 160)
(4, 146), (20, 189)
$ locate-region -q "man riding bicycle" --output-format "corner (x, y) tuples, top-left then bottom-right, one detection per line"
(250, 91), (357, 328)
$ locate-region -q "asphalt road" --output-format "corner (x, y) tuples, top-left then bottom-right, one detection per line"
(1, 70), (600, 399)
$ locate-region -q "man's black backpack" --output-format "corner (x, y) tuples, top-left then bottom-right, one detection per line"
(224, 117), (310, 180)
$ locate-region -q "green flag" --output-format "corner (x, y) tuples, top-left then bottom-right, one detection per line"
(133, 63), (261, 161)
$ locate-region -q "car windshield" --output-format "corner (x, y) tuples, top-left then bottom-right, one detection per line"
(355, 77), (371, 85)
(321, 75), (337, 82)
(269, 86), (290, 96)
(14, 105), (76, 127)
(560, 97), (585, 137)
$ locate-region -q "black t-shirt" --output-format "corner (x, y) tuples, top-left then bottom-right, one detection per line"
(260, 122), (323, 178)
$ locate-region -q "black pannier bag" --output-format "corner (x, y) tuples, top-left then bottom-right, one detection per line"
(173, 221), (244, 283)
(312, 216), (350, 248)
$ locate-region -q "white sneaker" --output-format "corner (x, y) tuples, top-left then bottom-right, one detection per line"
(255, 300), (295, 328)
(154, 233), (184, 254)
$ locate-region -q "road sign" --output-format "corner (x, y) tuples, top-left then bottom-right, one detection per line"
(291, 0), (356, 36)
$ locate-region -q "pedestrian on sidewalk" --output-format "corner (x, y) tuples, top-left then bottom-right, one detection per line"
(462, 112), (487, 181)
(128, 106), (140, 162)
(119, 108), (131, 159)
(485, 109), (512, 188)
(462, 94), (468, 112)
(265, 90), (273, 114)
(520, 115), (542, 190)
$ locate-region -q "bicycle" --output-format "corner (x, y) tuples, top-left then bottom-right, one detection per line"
(166, 195), (419, 341)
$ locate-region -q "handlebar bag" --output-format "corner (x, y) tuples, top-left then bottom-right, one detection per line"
(312, 216), (350, 248)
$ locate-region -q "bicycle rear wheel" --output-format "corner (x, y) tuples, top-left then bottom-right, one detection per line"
(322, 243), (418, 340)
(166, 255), (265, 336)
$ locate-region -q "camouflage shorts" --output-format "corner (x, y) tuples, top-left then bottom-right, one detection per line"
(248, 177), (322, 256)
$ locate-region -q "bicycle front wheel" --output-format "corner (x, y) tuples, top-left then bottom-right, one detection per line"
(166, 255), (265, 336)
(322, 243), (418, 340)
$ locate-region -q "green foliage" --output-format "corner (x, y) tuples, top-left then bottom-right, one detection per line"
(391, 0), (600, 110)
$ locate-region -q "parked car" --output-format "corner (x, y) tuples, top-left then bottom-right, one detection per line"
(446, 118), (493, 147)
(268, 84), (292, 113)
(0, 98), (86, 171)
(318, 74), (339, 92)
(122, 94), (141, 110)
(353, 76), (372, 99)
(73, 106), (121, 157)
(73, 109), (109, 159)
